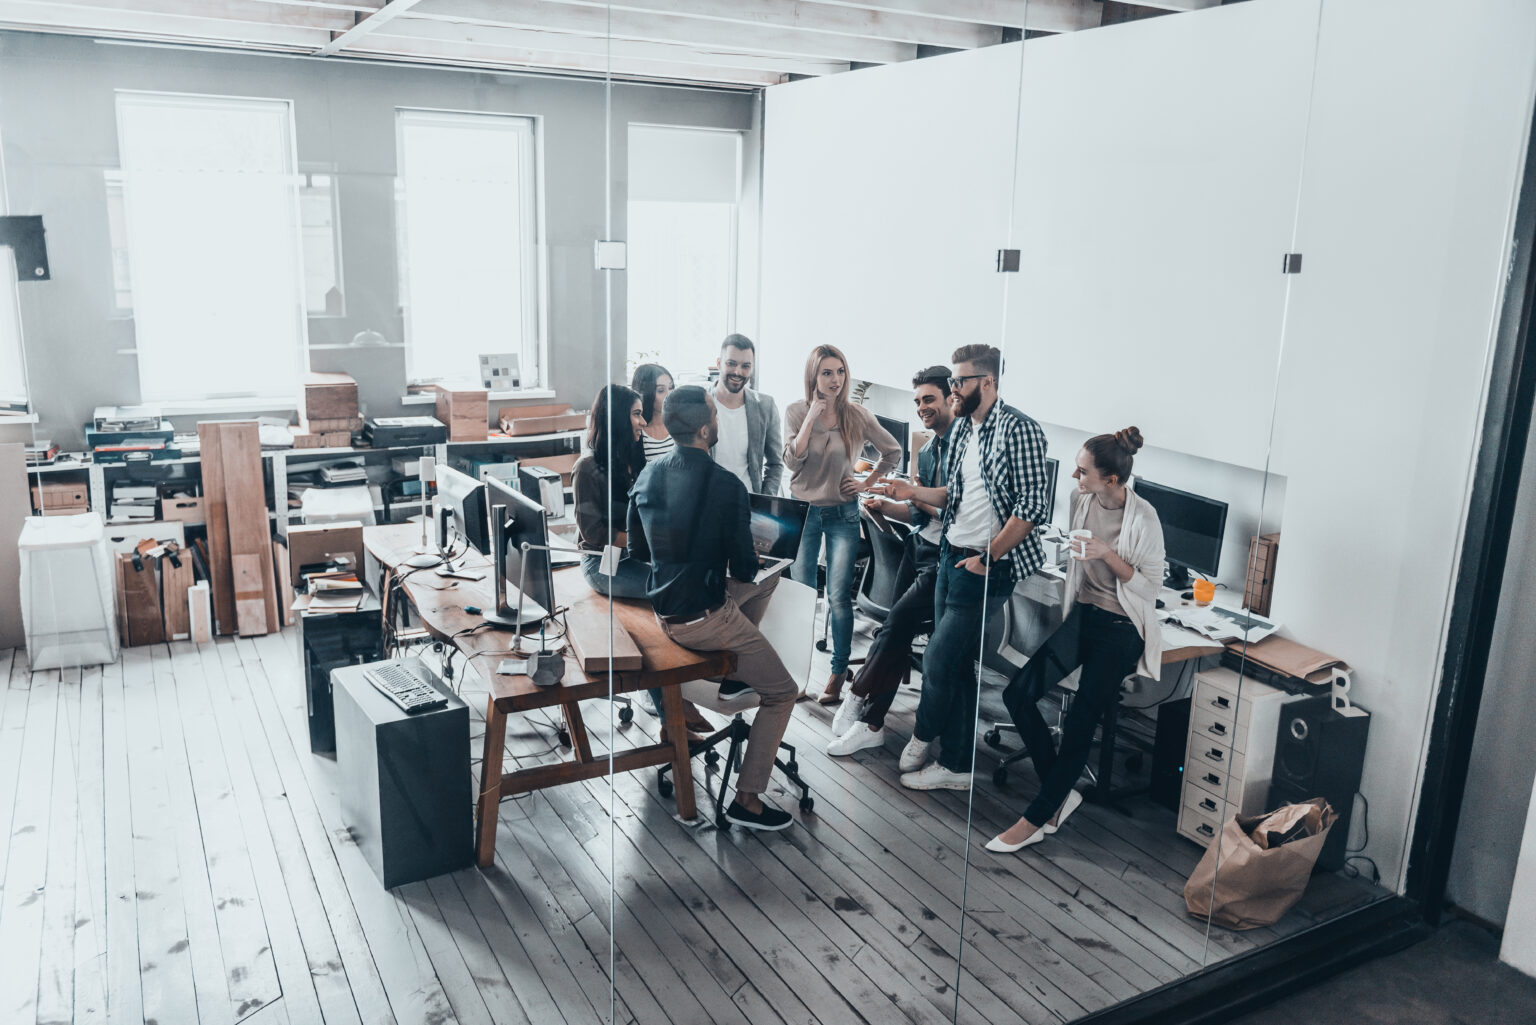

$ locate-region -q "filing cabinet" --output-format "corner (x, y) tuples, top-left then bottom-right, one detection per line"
(1177, 667), (1297, 847)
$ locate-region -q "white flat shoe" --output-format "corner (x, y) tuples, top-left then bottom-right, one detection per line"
(1046, 790), (1084, 835)
(985, 828), (1047, 854)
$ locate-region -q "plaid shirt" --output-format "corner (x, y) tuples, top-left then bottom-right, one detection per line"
(941, 400), (1050, 583)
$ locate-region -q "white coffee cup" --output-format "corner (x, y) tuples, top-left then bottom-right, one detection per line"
(1069, 529), (1093, 560)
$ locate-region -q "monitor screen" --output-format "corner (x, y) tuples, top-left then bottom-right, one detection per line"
(1132, 478), (1227, 582)
(749, 494), (810, 561)
(485, 475), (555, 622)
(1041, 456), (1058, 526)
(435, 464), (488, 555)
(866, 413), (911, 475)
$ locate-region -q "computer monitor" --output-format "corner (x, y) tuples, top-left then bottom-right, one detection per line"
(1132, 478), (1228, 589)
(1041, 456), (1059, 526)
(434, 465), (487, 556)
(749, 494), (810, 562)
(483, 475), (556, 629)
(866, 413), (911, 476)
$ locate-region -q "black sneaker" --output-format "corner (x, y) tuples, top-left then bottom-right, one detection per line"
(725, 799), (792, 831)
(718, 679), (752, 699)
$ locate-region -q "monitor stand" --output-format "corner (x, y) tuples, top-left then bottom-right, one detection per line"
(1163, 562), (1194, 591)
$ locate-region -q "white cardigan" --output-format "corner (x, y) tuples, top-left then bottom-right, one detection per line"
(1061, 484), (1167, 680)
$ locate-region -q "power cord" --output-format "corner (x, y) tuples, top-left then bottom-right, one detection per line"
(1342, 791), (1381, 884)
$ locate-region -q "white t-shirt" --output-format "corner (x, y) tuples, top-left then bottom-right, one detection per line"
(946, 435), (999, 549)
(714, 401), (752, 491)
(918, 509), (945, 546)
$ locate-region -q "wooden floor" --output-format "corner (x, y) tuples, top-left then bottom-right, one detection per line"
(0, 633), (1385, 1025)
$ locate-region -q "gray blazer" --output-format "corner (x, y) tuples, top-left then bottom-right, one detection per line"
(711, 387), (784, 495)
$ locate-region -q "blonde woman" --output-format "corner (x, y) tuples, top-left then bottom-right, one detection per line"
(784, 345), (902, 704)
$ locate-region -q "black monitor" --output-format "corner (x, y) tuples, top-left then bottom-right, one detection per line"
(484, 475), (556, 629)
(749, 494), (810, 561)
(1132, 477), (1228, 589)
(1040, 456), (1059, 526)
(866, 413), (911, 475)
(435, 465), (487, 556)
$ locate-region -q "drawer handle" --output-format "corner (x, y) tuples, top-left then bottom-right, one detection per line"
(1211, 696), (1231, 709)
(1205, 747), (1225, 762)
(1197, 823), (1214, 838)
(1207, 722), (1227, 736)
(1203, 772), (1221, 786)
(1200, 797), (1217, 812)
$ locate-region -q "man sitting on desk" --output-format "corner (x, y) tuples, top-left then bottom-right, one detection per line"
(627, 385), (799, 831)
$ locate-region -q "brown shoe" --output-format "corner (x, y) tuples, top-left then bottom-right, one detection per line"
(817, 672), (847, 705)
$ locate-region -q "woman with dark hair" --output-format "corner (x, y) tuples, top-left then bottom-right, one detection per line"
(630, 363), (675, 463)
(986, 427), (1167, 853)
(572, 384), (650, 599)
(784, 344), (902, 704)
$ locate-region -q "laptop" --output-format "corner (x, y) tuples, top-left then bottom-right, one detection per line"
(749, 494), (810, 584)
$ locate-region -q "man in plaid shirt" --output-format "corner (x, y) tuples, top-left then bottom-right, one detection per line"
(875, 343), (1051, 790)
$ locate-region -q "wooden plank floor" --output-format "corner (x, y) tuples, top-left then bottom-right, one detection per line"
(0, 633), (1386, 1025)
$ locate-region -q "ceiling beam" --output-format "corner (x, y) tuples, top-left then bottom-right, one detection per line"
(1122, 0), (1220, 10)
(314, 0), (422, 56)
(2, 0), (349, 31)
(0, 0), (328, 45)
(412, 0), (917, 64)
(526, 0), (1005, 50)
(803, 0), (1101, 32)
(368, 17), (850, 76)
(345, 34), (784, 86)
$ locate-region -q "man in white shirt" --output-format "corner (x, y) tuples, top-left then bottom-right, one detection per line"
(710, 334), (784, 495)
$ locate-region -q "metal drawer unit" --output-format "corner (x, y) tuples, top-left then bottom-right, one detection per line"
(1177, 667), (1296, 847)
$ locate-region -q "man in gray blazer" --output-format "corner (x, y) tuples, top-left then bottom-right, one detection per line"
(710, 334), (784, 495)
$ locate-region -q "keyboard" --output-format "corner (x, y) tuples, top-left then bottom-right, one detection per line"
(363, 662), (448, 714)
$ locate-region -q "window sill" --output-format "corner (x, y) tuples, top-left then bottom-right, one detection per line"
(154, 397), (299, 415)
(401, 388), (555, 405)
(0, 412), (39, 424)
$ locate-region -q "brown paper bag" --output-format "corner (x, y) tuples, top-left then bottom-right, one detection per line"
(1184, 798), (1337, 930)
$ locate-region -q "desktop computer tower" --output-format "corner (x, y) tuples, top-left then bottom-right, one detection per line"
(1151, 698), (1192, 811)
(1266, 695), (1370, 873)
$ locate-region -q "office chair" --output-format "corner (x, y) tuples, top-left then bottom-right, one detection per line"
(815, 510), (925, 682)
(655, 678), (814, 830)
(985, 667), (1143, 802)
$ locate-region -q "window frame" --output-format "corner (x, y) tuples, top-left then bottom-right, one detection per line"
(394, 106), (548, 392)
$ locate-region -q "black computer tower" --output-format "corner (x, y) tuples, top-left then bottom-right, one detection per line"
(301, 605), (382, 755)
(1151, 697), (1192, 811)
(334, 658), (473, 888)
(1266, 695), (1370, 873)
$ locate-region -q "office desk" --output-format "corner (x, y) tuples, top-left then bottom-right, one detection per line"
(363, 524), (732, 868)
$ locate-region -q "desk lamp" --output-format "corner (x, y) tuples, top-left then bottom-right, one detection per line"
(401, 452), (444, 569)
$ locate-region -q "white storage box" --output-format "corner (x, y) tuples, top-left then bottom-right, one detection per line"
(300, 485), (377, 527)
(19, 512), (119, 669)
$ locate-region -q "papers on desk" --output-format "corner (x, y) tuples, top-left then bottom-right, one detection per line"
(1165, 604), (1281, 643)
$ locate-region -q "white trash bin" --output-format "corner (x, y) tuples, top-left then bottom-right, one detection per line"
(19, 512), (120, 669)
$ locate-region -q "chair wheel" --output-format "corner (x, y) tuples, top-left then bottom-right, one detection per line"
(716, 813), (731, 831)
(800, 797), (815, 813)
(993, 767), (1009, 787)
(705, 750), (720, 766)
(657, 778), (673, 798)
(984, 729), (1003, 748)
(619, 706), (633, 724)
(816, 639), (829, 652)
(558, 729), (571, 747)
(785, 760), (799, 775)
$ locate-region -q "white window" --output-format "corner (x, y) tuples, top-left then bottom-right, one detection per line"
(115, 91), (308, 407)
(395, 109), (543, 388)
(626, 124), (741, 380)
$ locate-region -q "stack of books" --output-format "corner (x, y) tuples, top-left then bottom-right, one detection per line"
(93, 405), (162, 432)
(303, 571), (364, 615)
(319, 460), (368, 485)
(25, 439), (59, 466)
(110, 483), (159, 521)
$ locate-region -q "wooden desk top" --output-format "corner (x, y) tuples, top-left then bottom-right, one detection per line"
(364, 523), (733, 712)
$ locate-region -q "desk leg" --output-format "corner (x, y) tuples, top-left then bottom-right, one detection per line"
(562, 701), (593, 764)
(659, 685), (698, 823)
(477, 697), (507, 868)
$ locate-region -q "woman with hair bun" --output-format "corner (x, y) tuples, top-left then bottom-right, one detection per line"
(985, 426), (1167, 854)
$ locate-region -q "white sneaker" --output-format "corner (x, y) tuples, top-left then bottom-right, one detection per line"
(639, 692), (659, 717)
(898, 736), (932, 773)
(831, 694), (869, 737)
(827, 724), (885, 757)
(900, 763), (971, 791)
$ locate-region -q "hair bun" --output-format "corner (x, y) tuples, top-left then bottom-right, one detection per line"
(1114, 427), (1144, 455)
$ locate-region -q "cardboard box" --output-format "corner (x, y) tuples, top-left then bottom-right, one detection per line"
(160, 495), (205, 524)
(30, 481), (88, 511)
(304, 416), (365, 433)
(434, 387), (490, 442)
(288, 522), (365, 582)
(304, 372), (359, 422)
(497, 403), (587, 437)
(520, 452), (579, 485)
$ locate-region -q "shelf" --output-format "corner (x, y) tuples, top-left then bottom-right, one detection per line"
(456, 430), (583, 445)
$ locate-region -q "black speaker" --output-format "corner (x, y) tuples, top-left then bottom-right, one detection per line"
(1151, 698), (1192, 811)
(1268, 695), (1370, 873)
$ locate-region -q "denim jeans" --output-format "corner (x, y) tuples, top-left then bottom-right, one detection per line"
(912, 544), (1013, 774)
(791, 500), (863, 676)
(580, 552), (651, 600)
(1002, 602), (1143, 826)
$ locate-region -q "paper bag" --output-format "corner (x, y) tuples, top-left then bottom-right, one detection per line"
(1184, 798), (1337, 930)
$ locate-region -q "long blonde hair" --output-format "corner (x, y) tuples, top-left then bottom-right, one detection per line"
(803, 344), (856, 457)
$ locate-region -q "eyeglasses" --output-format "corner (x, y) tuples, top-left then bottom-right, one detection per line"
(948, 374), (988, 390)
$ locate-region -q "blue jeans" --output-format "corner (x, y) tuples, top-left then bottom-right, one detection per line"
(580, 552), (651, 600)
(913, 544), (1013, 774)
(791, 500), (863, 676)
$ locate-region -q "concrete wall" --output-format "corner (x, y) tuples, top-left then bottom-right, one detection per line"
(0, 31), (755, 448)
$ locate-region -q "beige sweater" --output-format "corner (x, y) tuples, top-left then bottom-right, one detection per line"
(1062, 485), (1167, 680)
(783, 400), (902, 506)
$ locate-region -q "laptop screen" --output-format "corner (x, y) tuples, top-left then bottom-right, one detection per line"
(749, 494), (810, 561)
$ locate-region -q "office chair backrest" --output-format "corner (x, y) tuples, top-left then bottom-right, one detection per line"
(857, 508), (909, 620)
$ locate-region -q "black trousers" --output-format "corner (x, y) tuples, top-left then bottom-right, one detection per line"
(1001, 603), (1143, 827)
(848, 535), (939, 728)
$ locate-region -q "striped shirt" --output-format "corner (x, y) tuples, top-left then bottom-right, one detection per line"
(941, 400), (1050, 583)
(642, 432), (675, 463)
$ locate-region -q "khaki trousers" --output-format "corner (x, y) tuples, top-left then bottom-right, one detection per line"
(660, 575), (796, 799)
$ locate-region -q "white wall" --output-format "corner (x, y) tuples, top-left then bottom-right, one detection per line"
(1502, 780), (1536, 976)
(758, 0), (1536, 889)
